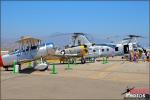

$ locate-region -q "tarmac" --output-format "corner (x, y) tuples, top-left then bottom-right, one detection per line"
(1, 56), (149, 99)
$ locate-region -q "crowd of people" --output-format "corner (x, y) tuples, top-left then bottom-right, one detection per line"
(128, 50), (150, 62)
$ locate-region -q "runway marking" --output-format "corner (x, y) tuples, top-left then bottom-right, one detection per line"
(88, 62), (122, 80)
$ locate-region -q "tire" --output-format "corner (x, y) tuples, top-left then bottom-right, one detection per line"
(19, 65), (21, 72)
(71, 59), (74, 64)
(4, 66), (9, 71)
(81, 58), (86, 64)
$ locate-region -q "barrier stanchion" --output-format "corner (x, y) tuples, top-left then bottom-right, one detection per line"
(15, 65), (19, 74)
(51, 63), (57, 74)
(74, 59), (76, 65)
(65, 61), (72, 70)
(106, 57), (109, 63)
(102, 57), (105, 64)
(13, 60), (19, 74)
(13, 60), (16, 74)
(90, 58), (93, 62)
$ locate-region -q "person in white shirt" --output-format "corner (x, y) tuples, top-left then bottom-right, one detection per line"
(141, 52), (146, 62)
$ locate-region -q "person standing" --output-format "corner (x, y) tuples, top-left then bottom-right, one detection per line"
(131, 51), (134, 62)
(146, 52), (149, 60)
(128, 52), (132, 62)
(133, 51), (137, 62)
(141, 52), (146, 62)
(136, 51), (139, 63)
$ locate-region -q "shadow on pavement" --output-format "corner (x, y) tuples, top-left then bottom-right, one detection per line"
(20, 67), (35, 74)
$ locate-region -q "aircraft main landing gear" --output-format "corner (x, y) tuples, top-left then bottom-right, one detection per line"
(81, 57), (86, 64)
(18, 64), (21, 72)
(3, 66), (9, 71)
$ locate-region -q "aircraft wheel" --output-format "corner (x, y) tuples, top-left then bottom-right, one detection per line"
(84, 59), (86, 63)
(71, 59), (74, 64)
(92, 58), (95, 62)
(19, 64), (21, 72)
(81, 58), (86, 64)
(4, 66), (9, 71)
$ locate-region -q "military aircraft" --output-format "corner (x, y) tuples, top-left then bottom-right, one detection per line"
(0, 36), (55, 71)
(70, 33), (115, 59)
(53, 45), (88, 64)
(69, 33), (144, 59)
(112, 35), (144, 56)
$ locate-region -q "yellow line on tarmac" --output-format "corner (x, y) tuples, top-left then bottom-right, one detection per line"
(89, 62), (122, 80)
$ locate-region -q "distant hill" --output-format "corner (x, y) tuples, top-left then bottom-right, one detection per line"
(1, 33), (148, 51)
(1, 37), (18, 51)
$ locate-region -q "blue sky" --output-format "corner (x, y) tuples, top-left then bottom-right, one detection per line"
(1, 1), (149, 48)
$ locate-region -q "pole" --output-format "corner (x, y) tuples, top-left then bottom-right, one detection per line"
(74, 59), (77, 65)
(13, 60), (16, 74)
(65, 60), (72, 70)
(106, 56), (109, 63)
(102, 57), (105, 64)
(51, 63), (57, 74)
(90, 57), (92, 62)
(105, 57), (107, 63)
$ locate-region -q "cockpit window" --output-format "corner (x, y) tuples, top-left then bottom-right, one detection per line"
(93, 50), (96, 52)
(31, 46), (37, 50)
(102, 49), (104, 52)
(115, 47), (118, 51)
(133, 44), (137, 48)
(89, 48), (92, 50)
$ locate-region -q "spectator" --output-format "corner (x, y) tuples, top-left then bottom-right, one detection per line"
(136, 51), (139, 62)
(133, 51), (137, 62)
(131, 51), (134, 62)
(147, 52), (149, 59)
(128, 52), (132, 62)
(141, 52), (146, 62)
